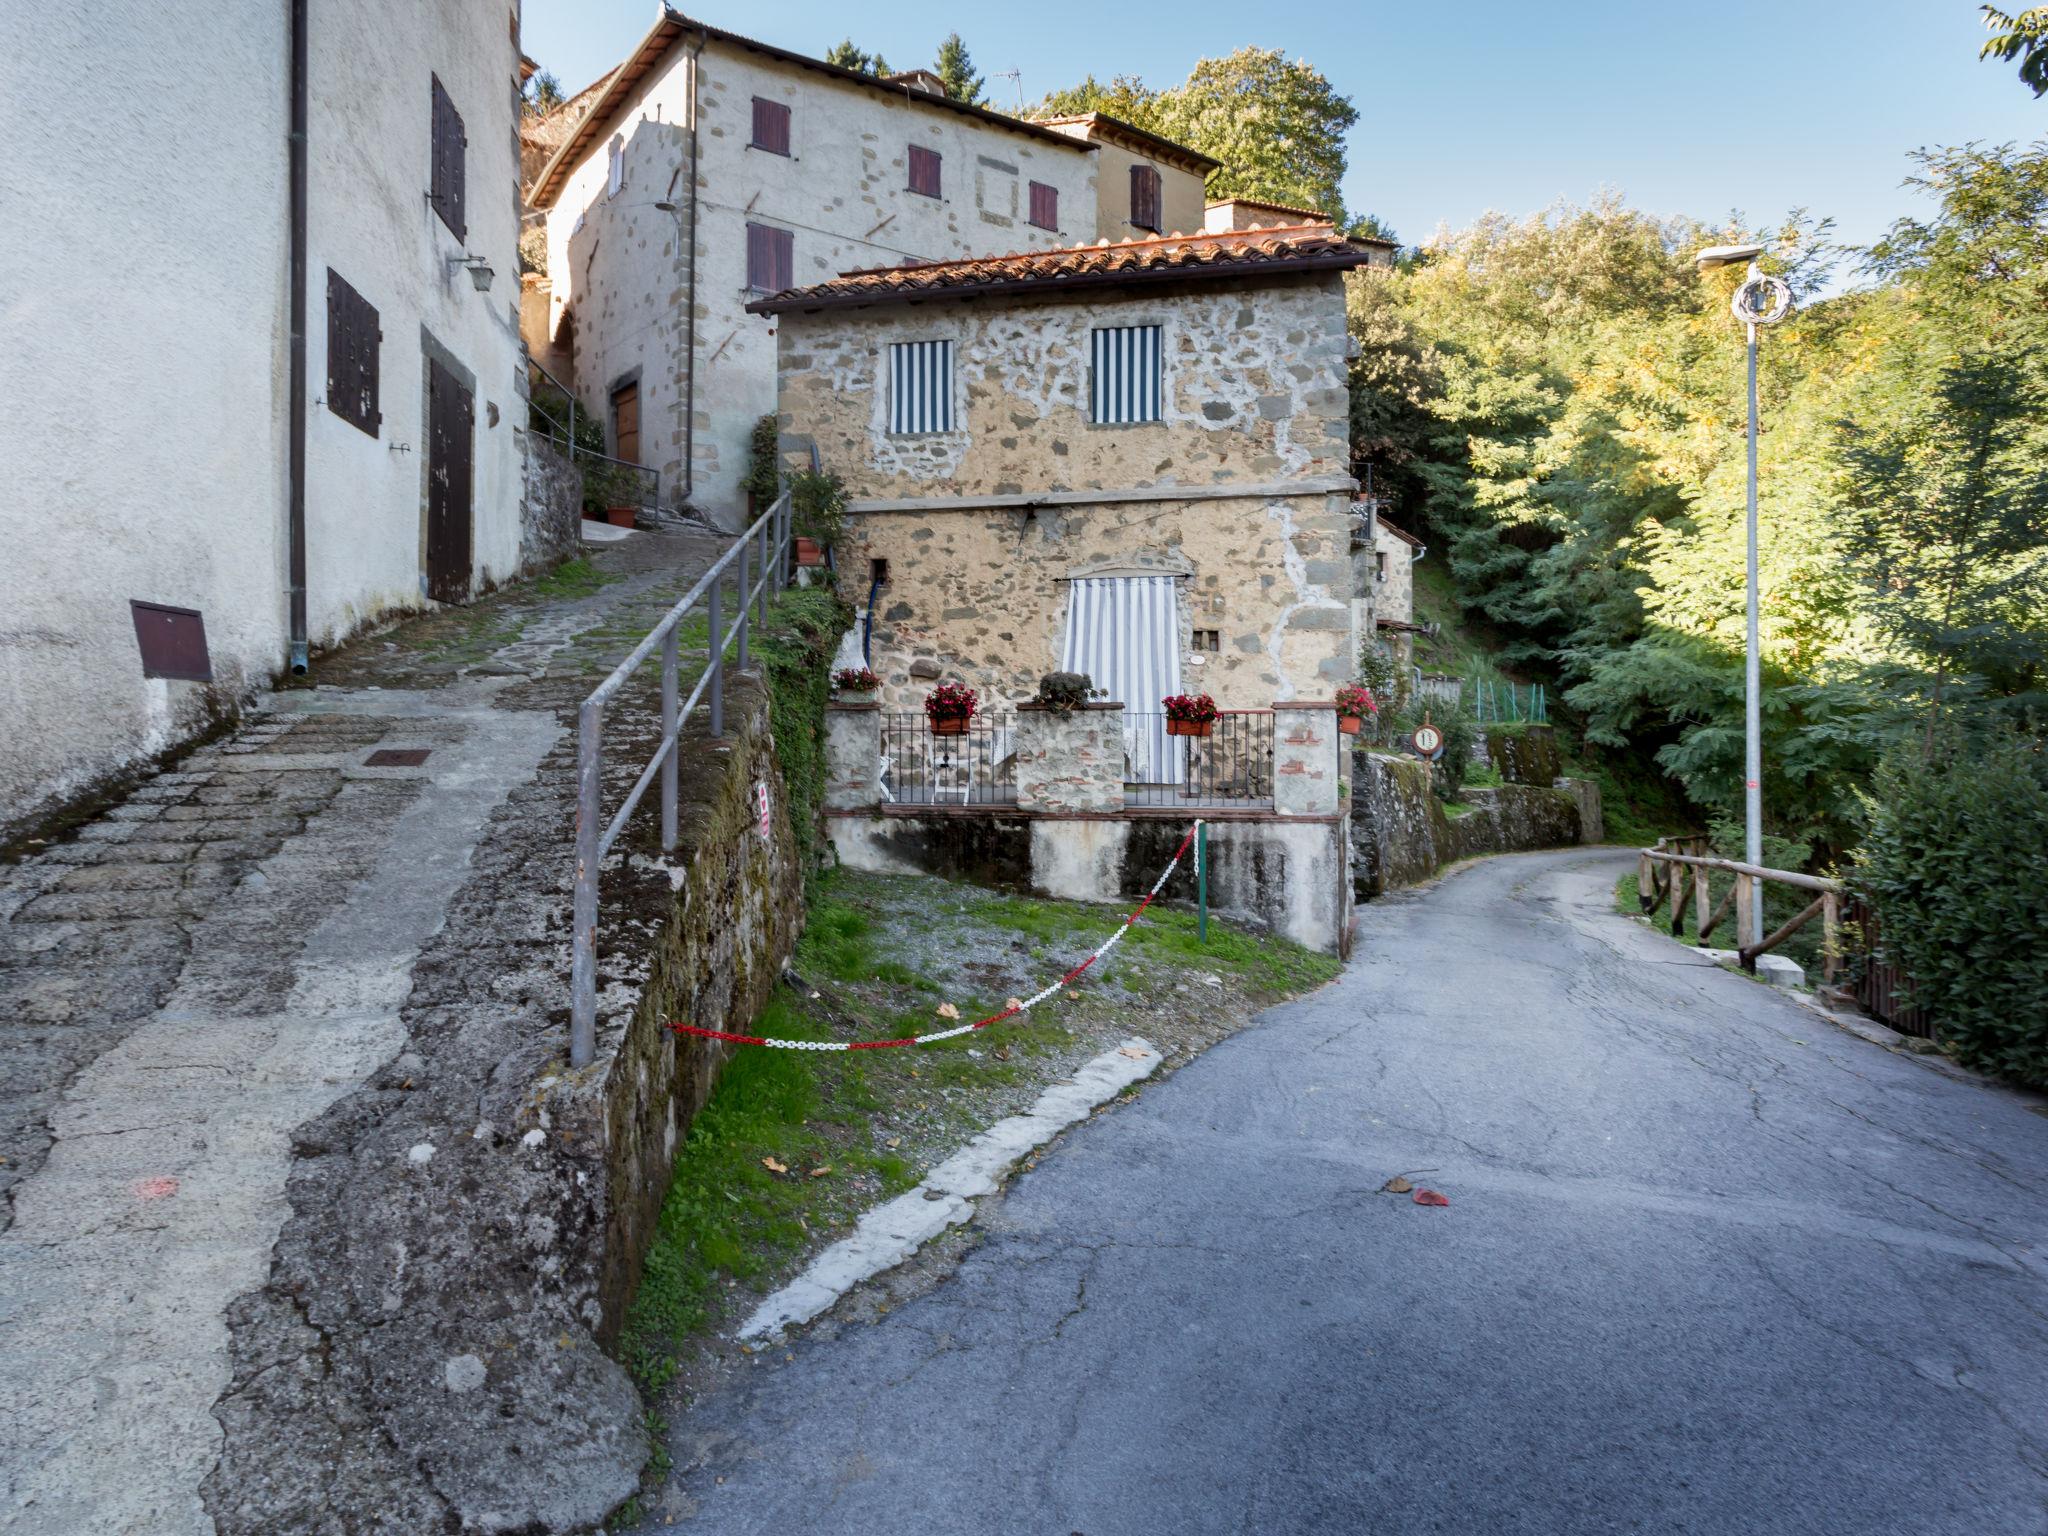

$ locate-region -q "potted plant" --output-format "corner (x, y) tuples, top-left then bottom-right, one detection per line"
(1334, 682), (1378, 736)
(1033, 671), (1102, 714)
(1162, 692), (1219, 738)
(833, 665), (880, 700)
(788, 466), (847, 569)
(924, 682), (977, 737)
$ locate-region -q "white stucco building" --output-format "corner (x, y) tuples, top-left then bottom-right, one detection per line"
(525, 11), (1219, 530)
(1, 0), (529, 843)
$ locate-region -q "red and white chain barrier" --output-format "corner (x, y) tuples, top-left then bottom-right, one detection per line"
(671, 822), (1201, 1052)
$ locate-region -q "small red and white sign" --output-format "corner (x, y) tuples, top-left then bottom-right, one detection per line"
(755, 781), (771, 839)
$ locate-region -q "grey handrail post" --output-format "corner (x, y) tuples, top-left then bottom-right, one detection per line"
(708, 579), (724, 737)
(660, 626), (679, 851)
(736, 540), (750, 670)
(756, 522), (770, 624)
(570, 698), (601, 1069)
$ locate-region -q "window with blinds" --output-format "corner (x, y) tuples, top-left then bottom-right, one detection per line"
(1090, 325), (1163, 425)
(751, 97), (790, 155)
(324, 269), (381, 437)
(430, 74), (467, 240)
(907, 144), (942, 198)
(1028, 180), (1058, 231)
(1129, 164), (1162, 232)
(745, 223), (793, 293)
(888, 340), (955, 434)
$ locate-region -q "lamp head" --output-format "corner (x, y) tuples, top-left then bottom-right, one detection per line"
(1696, 242), (1766, 271)
(653, 200), (679, 213)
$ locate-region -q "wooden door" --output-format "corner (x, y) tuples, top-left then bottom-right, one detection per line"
(611, 381), (640, 465)
(426, 357), (473, 604)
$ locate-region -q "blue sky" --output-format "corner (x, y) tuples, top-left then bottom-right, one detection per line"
(524, 0), (2044, 261)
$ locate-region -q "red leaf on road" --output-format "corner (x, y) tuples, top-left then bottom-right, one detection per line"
(1412, 1188), (1450, 1207)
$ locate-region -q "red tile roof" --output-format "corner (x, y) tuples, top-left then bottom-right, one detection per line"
(746, 225), (1377, 314)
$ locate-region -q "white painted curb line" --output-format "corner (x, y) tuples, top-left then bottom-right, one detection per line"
(737, 1036), (1162, 1340)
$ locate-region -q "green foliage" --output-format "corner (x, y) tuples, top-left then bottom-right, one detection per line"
(933, 33), (985, 105)
(522, 69), (563, 117)
(787, 466), (848, 544)
(742, 414), (782, 508)
(755, 585), (852, 877)
(825, 39), (889, 75)
(1855, 733), (2048, 1087)
(1039, 50), (1358, 221)
(1033, 671), (1101, 713)
(1980, 6), (2048, 95)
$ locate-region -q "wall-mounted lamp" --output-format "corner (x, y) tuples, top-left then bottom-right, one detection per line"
(449, 253), (495, 292)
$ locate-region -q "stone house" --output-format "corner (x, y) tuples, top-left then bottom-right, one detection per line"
(1033, 113), (1219, 245)
(3, 0), (532, 844)
(524, 11), (1213, 529)
(1206, 197), (1398, 271)
(753, 224), (1375, 723)
(1368, 511), (1427, 671)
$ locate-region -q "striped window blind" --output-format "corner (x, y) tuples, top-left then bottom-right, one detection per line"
(888, 340), (955, 434)
(1090, 325), (1163, 424)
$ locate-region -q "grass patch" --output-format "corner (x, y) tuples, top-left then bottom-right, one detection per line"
(530, 557), (618, 600)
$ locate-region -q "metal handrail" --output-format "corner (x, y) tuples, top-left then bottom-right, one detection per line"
(527, 356), (662, 507)
(569, 489), (795, 1065)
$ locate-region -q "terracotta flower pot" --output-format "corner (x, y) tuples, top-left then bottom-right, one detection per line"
(794, 537), (824, 567)
(1338, 714), (1365, 735)
(928, 715), (971, 737)
(605, 506), (637, 528)
(1166, 718), (1214, 738)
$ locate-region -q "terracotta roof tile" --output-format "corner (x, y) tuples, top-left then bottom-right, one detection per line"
(747, 225), (1376, 314)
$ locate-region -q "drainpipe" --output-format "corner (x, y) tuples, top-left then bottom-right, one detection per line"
(682, 29), (704, 503)
(285, 0), (310, 674)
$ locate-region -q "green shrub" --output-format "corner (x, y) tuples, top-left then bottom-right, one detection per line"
(755, 585), (853, 874)
(1854, 734), (2048, 1087)
(742, 414), (781, 508)
(787, 467), (848, 545)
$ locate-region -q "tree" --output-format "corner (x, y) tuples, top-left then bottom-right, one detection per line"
(825, 40), (889, 76)
(934, 33), (985, 105)
(523, 69), (564, 118)
(1833, 352), (2048, 752)
(1035, 73), (1156, 120)
(1347, 212), (1400, 246)
(1981, 6), (2048, 95)
(1148, 49), (1357, 220)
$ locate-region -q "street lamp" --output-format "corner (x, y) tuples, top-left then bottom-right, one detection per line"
(1697, 243), (1793, 946)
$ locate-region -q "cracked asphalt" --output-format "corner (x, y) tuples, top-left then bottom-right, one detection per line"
(646, 847), (2048, 1534)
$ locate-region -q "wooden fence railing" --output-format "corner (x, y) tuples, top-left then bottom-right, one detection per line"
(1637, 837), (1844, 982)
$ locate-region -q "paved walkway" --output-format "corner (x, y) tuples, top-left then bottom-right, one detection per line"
(645, 848), (2048, 1534)
(0, 529), (724, 1535)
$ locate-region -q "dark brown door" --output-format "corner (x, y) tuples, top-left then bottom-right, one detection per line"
(426, 357), (473, 604)
(611, 381), (640, 465)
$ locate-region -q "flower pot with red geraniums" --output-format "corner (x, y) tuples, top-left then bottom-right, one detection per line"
(1334, 682), (1377, 736)
(1162, 693), (1219, 738)
(925, 682), (977, 737)
(832, 665), (880, 701)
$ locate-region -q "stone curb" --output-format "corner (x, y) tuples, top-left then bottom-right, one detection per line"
(737, 1036), (1162, 1340)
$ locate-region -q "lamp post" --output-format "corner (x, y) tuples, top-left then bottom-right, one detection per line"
(1696, 243), (1794, 946)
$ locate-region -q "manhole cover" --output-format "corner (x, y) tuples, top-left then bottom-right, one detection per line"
(364, 748), (431, 767)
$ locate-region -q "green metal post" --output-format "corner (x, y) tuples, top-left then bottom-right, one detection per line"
(1197, 822), (1208, 943)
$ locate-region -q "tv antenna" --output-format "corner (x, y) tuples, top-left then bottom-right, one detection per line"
(999, 67), (1024, 113)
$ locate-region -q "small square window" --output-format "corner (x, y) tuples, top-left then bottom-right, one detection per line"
(751, 97), (790, 155)
(1191, 629), (1221, 653)
(907, 144), (942, 199)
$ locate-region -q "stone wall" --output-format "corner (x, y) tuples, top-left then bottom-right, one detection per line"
(1015, 702), (1126, 813)
(1485, 726), (1562, 787)
(521, 435), (585, 574)
(1351, 748), (1602, 898)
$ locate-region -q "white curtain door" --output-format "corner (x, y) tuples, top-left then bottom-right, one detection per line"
(1060, 576), (1183, 784)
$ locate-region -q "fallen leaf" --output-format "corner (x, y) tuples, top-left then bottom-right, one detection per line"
(1413, 1188), (1450, 1207)
(1381, 1176), (1413, 1194)
(1117, 1045), (1149, 1060)
(809, 1165), (832, 1178)
(935, 1003), (960, 1020)
(761, 1156), (788, 1174)
(883, 1137), (901, 1149)
(994, 1046), (1011, 1061)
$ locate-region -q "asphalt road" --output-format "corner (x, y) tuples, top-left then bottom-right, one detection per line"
(650, 848), (2048, 1535)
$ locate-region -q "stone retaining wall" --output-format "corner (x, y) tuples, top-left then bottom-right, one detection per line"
(521, 434), (584, 573)
(1351, 748), (1601, 898)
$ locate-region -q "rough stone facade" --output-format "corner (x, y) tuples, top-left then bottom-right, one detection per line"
(776, 275), (1359, 714)
(521, 435), (585, 574)
(1014, 703), (1126, 813)
(1485, 726), (1563, 787)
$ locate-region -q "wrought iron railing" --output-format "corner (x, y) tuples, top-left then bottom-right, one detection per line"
(568, 490), (794, 1066)
(1121, 711), (1274, 807)
(879, 714), (1017, 806)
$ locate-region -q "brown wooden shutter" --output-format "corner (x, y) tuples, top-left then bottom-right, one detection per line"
(747, 224), (793, 292)
(1130, 164), (1161, 232)
(907, 144), (941, 198)
(431, 74), (467, 241)
(1028, 180), (1058, 230)
(324, 268), (381, 437)
(751, 97), (790, 155)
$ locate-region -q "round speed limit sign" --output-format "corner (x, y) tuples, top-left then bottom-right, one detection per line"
(1411, 723), (1445, 759)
